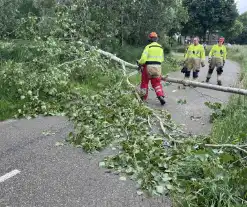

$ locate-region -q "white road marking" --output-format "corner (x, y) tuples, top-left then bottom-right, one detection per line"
(0, 170), (21, 183)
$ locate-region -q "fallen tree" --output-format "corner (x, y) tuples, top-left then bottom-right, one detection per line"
(163, 77), (247, 96)
(98, 49), (247, 96)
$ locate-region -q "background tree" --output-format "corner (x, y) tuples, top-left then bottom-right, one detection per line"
(231, 12), (247, 44)
(182, 0), (238, 41)
(0, 0), (188, 49)
(223, 20), (243, 42)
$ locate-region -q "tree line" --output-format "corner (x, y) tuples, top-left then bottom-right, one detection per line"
(0, 0), (245, 47)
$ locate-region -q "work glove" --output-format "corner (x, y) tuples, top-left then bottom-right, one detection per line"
(161, 75), (169, 81)
(208, 58), (211, 64)
(136, 60), (142, 71)
(136, 60), (139, 66)
(181, 66), (188, 73)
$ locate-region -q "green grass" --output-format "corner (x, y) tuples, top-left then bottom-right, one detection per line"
(0, 99), (21, 121)
(171, 52), (185, 60)
(210, 45), (247, 144)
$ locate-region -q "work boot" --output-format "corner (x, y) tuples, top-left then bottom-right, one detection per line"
(158, 96), (166, 105)
(217, 75), (222, 86)
(206, 77), (210, 83)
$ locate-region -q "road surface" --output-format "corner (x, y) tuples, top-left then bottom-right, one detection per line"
(0, 117), (171, 207)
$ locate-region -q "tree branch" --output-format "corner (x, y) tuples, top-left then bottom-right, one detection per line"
(205, 144), (247, 154)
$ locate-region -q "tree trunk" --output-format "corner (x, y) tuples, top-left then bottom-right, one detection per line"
(97, 49), (247, 96)
(162, 77), (247, 96)
(121, 8), (124, 47)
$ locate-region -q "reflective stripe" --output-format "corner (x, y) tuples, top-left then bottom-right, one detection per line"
(188, 57), (201, 60)
(149, 45), (163, 49)
(212, 52), (224, 57)
(148, 55), (163, 59)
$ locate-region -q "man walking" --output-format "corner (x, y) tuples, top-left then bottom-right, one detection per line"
(182, 37), (205, 85)
(138, 32), (166, 105)
(206, 37), (227, 85)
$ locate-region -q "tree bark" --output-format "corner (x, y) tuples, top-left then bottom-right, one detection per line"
(162, 77), (247, 96)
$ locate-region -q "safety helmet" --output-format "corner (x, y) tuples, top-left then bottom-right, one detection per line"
(149, 32), (158, 39)
(218, 37), (225, 43)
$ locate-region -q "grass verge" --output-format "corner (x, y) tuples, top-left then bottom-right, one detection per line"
(210, 45), (247, 144)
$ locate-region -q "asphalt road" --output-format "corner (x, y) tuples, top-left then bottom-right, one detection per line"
(0, 117), (171, 207)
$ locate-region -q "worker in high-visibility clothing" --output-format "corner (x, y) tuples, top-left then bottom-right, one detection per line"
(138, 32), (166, 105)
(182, 37), (205, 84)
(206, 37), (227, 85)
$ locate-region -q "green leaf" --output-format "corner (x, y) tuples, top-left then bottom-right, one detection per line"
(119, 176), (127, 181)
(220, 153), (234, 163)
(165, 184), (173, 190)
(99, 162), (106, 167)
(136, 191), (143, 196)
(55, 142), (64, 146)
(155, 186), (164, 194)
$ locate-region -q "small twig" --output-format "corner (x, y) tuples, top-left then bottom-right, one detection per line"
(205, 144), (247, 148)
(229, 156), (247, 168)
(234, 146), (247, 154)
(205, 144), (247, 154)
(57, 58), (87, 67)
(147, 115), (152, 130)
(124, 128), (130, 141)
(126, 72), (142, 102)
(93, 124), (113, 135)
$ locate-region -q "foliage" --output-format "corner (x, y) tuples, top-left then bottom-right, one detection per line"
(66, 85), (153, 152)
(0, 0), (188, 48)
(205, 102), (226, 123)
(182, 0), (238, 39)
(0, 7), (119, 119)
(230, 12), (247, 44)
(224, 20), (244, 41)
(87, 0), (188, 46)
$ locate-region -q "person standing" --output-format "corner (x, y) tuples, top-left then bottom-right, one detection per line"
(182, 37), (205, 84)
(138, 32), (166, 105)
(206, 37), (227, 85)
